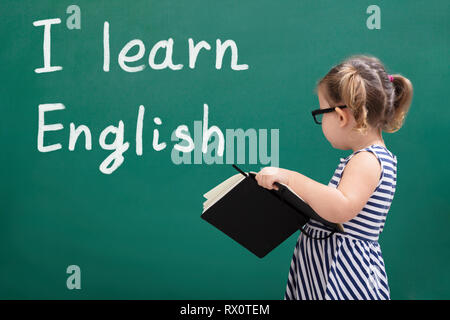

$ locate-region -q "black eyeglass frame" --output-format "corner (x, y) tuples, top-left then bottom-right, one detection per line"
(311, 105), (347, 124)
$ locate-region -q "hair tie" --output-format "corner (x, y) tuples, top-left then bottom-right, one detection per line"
(388, 75), (394, 82)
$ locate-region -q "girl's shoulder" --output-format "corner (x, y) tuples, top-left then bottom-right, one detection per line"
(363, 144), (397, 171)
(334, 144), (397, 192)
(341, 144), (396, 164)
(339, 144), (397, 182)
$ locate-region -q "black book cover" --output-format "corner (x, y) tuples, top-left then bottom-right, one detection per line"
(201, 165), (343, 258)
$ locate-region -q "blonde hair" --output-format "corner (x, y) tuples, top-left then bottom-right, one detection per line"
(315, 55), (413, 133)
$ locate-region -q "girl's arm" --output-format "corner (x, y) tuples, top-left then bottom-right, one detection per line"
(286, 152), (381, 223)
(256, 151), (381, 224)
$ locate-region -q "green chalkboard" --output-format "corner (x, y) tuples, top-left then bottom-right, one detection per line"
(0, 0), (448, 299)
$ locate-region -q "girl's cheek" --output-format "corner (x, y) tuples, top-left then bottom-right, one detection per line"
(322, 121), (336, 146)
(321, 118), (330, 136)
(321, 123), (330, 140)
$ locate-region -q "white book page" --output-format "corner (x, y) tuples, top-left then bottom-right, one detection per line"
(202, 173), (246, 213)
(202, 171), (259, 214)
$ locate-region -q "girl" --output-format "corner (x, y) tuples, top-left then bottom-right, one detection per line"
(255, 55), (413, 300)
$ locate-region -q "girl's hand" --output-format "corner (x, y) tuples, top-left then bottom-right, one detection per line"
(255, 167), (290, 191)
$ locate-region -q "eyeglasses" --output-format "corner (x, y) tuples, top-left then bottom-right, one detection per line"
(311, 105), (347, 124)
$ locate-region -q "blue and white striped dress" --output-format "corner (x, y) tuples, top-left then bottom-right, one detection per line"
(284, 144), (397, 300)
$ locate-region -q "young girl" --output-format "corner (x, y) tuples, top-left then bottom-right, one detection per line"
(255, 55), (413, 300)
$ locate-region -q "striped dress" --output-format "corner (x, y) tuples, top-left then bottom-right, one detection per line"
(284, 144), (397, 300)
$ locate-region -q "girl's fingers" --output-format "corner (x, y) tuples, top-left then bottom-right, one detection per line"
(263, 175), (274, 190)
(255, 173), (262, 186)
(257, 174), (263, 185)
(260, 175), (267, 188)
(262, 176), (268, 189)
(256, 170), (279, 190)
(267, 177), (274, 189)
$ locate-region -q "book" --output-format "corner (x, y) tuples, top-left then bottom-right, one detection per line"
(201, 164), (344, 258)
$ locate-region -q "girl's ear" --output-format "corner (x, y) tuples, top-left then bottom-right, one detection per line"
(335, 106), (350, 128)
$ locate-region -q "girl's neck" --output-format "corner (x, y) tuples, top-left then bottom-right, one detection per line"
(350, 128), (385, 152)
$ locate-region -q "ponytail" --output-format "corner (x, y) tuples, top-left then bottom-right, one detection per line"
(382, 74), (414, 133)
